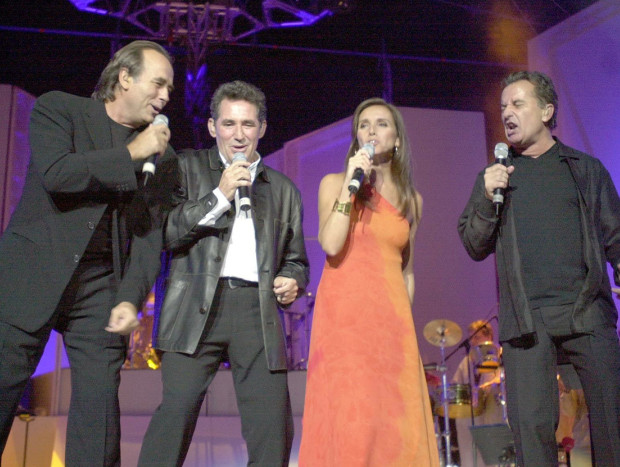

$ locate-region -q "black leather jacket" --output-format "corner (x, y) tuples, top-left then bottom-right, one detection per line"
(458, 139), (620, 342)
(153, 147), (309, 370)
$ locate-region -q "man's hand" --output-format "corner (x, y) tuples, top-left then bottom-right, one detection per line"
(127, 122), (171, 161)
(273, 276), (299, 306)
(218, 159), (251, 201)
(106, 301), (140, 335)
(483, 163), (515, 201)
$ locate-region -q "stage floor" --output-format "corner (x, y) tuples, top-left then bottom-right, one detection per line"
(3, 369), (307, 467)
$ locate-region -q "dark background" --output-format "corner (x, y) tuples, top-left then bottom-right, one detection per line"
(0, 0), (598, 156)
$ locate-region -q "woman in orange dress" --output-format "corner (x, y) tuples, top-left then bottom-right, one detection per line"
(299, 98), (439, 466)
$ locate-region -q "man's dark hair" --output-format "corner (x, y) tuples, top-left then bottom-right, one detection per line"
(503, 71), (558, 129)
(92, 40), (172, 102)
(210, 80), (267, 123)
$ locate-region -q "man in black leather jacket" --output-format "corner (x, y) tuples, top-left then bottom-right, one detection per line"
(458, 71), (620, 466)
(138, 80), (309, 466)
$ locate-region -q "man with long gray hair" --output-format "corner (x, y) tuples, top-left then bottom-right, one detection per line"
(0, 40), (175, 465)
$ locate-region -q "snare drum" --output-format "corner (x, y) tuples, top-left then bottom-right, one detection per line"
(435, 383), (484, 418)
(470, 341), (500, 373)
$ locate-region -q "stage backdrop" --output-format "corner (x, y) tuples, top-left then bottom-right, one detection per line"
(267, 106), (497, 373)
(528, 0), (620, 325)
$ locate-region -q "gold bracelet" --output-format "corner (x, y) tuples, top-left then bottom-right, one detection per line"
(332, 199), (352, 216)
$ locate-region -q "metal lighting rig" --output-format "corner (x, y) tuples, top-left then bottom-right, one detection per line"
(67, 0), (348, 146)
(68, 0), (338, 44)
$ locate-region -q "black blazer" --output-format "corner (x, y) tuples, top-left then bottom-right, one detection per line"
(0, 91), (168, 332)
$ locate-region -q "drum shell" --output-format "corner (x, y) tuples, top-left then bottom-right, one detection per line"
(470, 341), (500, 373)
(435, 383), (484, 418)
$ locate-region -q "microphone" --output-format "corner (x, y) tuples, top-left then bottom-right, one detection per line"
(348, 143), (375, 195)
(492, 142), (509, 215)
(232, 152), (251, 212)
(142, 114), (169, 186)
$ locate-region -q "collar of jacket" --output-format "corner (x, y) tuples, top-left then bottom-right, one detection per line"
(554, 137), (582, 161)
(85, 98), (113, 151)
(507, 136), (581, 164)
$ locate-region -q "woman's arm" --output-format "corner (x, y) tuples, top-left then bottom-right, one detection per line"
(317, 173), (352, 256)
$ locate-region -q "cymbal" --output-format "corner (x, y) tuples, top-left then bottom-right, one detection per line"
(423, 319), (462, 347)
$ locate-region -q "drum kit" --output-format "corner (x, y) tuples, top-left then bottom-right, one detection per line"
(423, 318), (507, 467)
(124, 294), (161, 370)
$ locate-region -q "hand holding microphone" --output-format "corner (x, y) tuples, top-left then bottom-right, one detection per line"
(139, 114), (169, 186)
(232, 152), (252, 211)
(484, 142), (513, 216)
(348, 143), (375, 195)
(492, 142), (509, 212)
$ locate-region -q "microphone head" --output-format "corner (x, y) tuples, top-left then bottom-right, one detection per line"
(362, 143), (375, 159)
(153, 114), (169, 126)
(232, 152), (247, 163)
(494, 142), (509, 160)
(232, 152), (251, 211)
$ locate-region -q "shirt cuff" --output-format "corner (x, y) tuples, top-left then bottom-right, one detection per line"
(197, 188), (231, 226)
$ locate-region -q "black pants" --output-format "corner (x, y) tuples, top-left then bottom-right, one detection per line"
(0, 265), (127, 467)
(502, 306), (620, 466)
(138, 280), (293, 467)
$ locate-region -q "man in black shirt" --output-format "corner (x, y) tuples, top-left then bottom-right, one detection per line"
(0, 40), (174, 466)
(458, 71), (620, 466)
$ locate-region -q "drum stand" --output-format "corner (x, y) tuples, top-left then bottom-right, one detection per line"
(438, 336), (458, 467)
(499, 365), (508, 422)
(423, 319), (462, 467)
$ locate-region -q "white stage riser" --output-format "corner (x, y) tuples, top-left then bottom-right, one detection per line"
(30, 369), (307, 417)
(3, 415), (304, 467)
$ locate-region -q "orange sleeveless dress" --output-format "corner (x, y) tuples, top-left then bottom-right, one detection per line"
(299, 191), (439, 466)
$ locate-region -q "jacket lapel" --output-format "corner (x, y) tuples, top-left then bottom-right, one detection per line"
(252, 163), (270, 222)
(84, 98), (113, 150)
